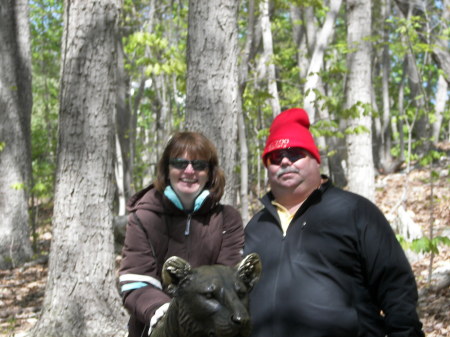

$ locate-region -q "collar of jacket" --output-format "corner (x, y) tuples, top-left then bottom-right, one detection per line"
(261, 174), (331, 218)
(164, 185), (210, 212)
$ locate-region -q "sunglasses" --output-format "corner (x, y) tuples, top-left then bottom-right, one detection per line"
(266, 147), (306, 165)
(169, 158), (209, 171)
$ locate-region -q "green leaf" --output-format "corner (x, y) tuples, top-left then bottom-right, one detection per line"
(410, 237), (431, 253)
(11, 182), (25, 191)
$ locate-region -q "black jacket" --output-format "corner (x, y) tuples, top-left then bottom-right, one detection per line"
(244, 179), (424, 337)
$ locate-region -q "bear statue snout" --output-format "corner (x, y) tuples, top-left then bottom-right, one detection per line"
(231, 311), (250, 325)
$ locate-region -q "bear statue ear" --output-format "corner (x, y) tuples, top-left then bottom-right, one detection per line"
(236, 253), (262, 290)
(162, 256), (192, 294)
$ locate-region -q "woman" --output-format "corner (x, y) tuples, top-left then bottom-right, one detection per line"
(119, 131), (244, 337)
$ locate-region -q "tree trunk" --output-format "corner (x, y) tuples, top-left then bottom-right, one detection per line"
(344, 0), (375, 201)
(316, 79), (348, 188)
(0, 0), (33, 269)
(237, 0), (257, 224)
(154, 73), (172, 158)
(32, 1), (127, 336)
(373, 0), (402, 174)
(185, 0), (241, 206)
(303, 0), (342, 121)
(289, 4), (309, 79)
(397, 57), (407, 163)
(431, 0), (450, 84)
(379, 0), (393, 169)
(260, 0), (280, 117)
(116, 39), (133, 214)
(238, 111), (250, 224)
(432, 35), (450, 84)
(432, 74), (448, 144)
(405, 51), (429, 149)
(239, 0), (257, 95)
(396, 1), (433, 153)
(432, 0), (449, 143)
(394, 0), (450, 84)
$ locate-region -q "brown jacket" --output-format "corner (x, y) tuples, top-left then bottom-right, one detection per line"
(119, 184), (244, 337)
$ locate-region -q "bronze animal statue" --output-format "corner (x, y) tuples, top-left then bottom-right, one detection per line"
(150, 253), (262, 337)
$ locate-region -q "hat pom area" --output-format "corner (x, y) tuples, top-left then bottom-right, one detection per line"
(270, 108), (311, 131)
(262, 108), (321, 164)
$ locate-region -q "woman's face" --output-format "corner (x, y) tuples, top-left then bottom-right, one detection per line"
(168, 152), (209, 201)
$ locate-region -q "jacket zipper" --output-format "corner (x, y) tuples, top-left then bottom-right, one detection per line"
(272, 210), (309, 336)
(185, 213), (192, 260)
(184, 213), (192, 236)
(272, 236), (285, 336)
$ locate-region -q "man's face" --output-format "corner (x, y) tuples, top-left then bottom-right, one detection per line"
(266, 147), (321, 199)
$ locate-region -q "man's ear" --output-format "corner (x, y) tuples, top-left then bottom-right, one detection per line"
(162, 256), (192, 295)
(236, 253), (262, 290)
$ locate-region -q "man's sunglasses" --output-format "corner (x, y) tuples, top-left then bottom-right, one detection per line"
(169, 158), (209, 171)
(266, 147), (306, 165)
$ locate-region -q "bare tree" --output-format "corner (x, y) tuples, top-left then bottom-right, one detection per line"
(290, 4), (310, 79)
(0, 0), (33, 269)
(395, 0), (450, 84)
(432, 74), (448, 144)
(185, 0), (241, 206)
(373, 0), (402, 174)
(290, 4), (318, 80)
(260, 0), (280, 116)
(116, 39), (133, 215)
(303, 0), (342, 122)
(344, 0), (375, 201)
(394, 0), (449, 151)
(236, 0), (259, 224)
(32, 0), (127, 335)
(431, 0), (449, 143)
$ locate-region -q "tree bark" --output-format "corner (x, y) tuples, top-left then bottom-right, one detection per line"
(116, 39), (133, 214)
(291, 4), (318, 80)
(260, 0), (280, 117)
(0, 0), (33, 269)
(432, 74), (448, 145)
(432, 37), (450, 84)
(303, 0), (342, 122)
(289, 4), (308, 79)
(237, 0), (257, 224)
(432, 0), (450, 84)
(394, 0), (450, 84)
(185, 0), (241, 206)
(32, 0), (127, 335)
(344, 0), (375, 201)
(431, 0), (449, 143)
(373, 0), (402, 174)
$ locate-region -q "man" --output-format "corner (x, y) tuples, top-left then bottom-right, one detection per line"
(244, 108), (424, 337)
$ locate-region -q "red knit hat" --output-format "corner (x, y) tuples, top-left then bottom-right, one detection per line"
(262, 108), (321, 165)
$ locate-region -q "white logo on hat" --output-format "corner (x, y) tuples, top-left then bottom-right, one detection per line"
(267, 139), (290, 152)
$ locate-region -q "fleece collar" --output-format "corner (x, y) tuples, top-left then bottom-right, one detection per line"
(164, 186), (210, 212)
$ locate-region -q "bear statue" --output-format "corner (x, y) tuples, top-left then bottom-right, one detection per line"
(150, 253), (262, 337)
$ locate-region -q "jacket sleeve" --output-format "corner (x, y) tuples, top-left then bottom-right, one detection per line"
(215, 205), (245, 266)
(358, 199), (424, 337)
(118, 209), (171, 324)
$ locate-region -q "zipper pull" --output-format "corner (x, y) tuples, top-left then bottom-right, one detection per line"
(184, 214), (192, 236)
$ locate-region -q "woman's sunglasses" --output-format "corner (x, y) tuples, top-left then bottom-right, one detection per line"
(169, 158), (209, 171)
(266, 147), (306, 165)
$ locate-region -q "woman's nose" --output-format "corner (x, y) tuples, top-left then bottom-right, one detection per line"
(184, 163), (195, 173)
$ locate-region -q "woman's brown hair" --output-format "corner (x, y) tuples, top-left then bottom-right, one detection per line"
(154, 131), (225, 203)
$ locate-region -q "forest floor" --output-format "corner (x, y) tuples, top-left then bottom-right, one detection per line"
(0, 149), (449, 336)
